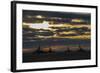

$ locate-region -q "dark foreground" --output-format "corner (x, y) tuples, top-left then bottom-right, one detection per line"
(23, 51), (91, 63)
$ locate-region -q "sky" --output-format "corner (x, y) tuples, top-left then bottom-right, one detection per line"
(22, 10), (91, 40)
(23, 10), (90, 21)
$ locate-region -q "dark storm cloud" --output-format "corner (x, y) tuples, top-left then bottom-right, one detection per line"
(23, 10), (91, 20)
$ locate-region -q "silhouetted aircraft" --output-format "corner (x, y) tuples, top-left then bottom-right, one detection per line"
(78, 45), (85, 52)
(48, 47), (52, 53)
